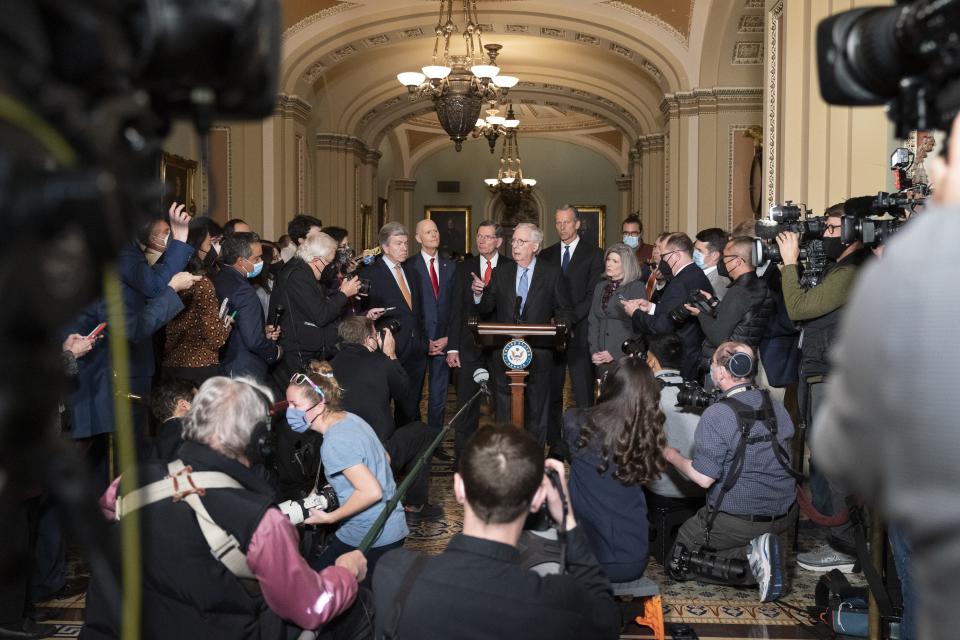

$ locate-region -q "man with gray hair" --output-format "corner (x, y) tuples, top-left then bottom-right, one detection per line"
(475, 222), (572, 442)
(360, 222), (428, 427)
(83, 376), (366, 638)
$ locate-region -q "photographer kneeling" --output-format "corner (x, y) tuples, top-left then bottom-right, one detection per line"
(373, 424), (620, 639)
(665, 342), (798, 603)
(83, 377), (365, 639)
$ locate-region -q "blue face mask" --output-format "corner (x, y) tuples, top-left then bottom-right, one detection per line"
(622, 235), (639, 249)
(247, 260), (263, 279)
(693, 249), (706, 269)
(285, 403), (318, 433)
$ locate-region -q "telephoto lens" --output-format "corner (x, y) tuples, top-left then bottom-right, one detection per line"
(277, 485), (339, 525)
(675, 382), (716, 410)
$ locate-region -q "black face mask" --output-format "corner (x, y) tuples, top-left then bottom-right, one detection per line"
(319, 260), (339, 282)
(717, 257), (730, 279)
(269, 260), (284, 278)
(821, 237), (845, 261)
(658, 258), (673, 282)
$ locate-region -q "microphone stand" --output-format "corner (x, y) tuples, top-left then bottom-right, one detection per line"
(357, 384), (488, 554)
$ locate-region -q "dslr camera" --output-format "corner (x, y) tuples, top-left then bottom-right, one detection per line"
(277, 485), (340, 526)
(375, 316), (401, 341)
(670, 290), (718, 323)
(675, 382), (718, 410)
(621, 336), (648, 358)
(755, 202), (827, 241)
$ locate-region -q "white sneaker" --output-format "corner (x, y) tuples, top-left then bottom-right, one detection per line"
(748, 533), (787, 602)
(797, 544), (856, 573)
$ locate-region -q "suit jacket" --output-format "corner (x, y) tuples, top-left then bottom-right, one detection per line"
(405, 252), (455, 341)
(268, 258), (347, 362)
(330, 344), (413, 442)
(587, 278), (647, 356)
(359, 258), (427, 362)
(476, 259), (573, 348)
(539, 239), (604, 337)
(213, 267), (280, 380)
(631, 262), (713, 380)
(447, 254), (513, 360)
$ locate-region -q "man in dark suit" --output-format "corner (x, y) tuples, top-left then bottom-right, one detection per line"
(622, 232), (713, 381)
(476, 223), (572, 443)
(359, 222), (428, 427)
(539, 205), (604, 458)
(213, 232), (282, 382)
(406, 218), (456, 443)
(447, 220), (512, 462)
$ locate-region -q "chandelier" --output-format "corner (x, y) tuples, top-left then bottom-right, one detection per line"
(396, 0), (519, 151)
(472, 103), (519, 153)
(484, 127), (536, 207)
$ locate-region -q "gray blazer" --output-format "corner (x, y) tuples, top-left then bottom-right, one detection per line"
(587, 278), (647, 356)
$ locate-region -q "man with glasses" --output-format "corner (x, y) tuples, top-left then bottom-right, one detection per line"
(682, 236), (776, 383)
(475, 223), (572, 443)
(447, 220), (513, 463)
(774, 203), (868, 574)
(214, 232), (282, 381)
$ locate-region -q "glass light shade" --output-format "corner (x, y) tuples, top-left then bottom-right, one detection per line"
(397, 71), (426, 86)
(484, 178), (499, 186)
(503, 119), (520, 128)
(492, 75), (518, 88)
(501, 176), (515, 184)
(522, 178), (537, 186)
(485, 115), (505, 126)
(475, 118), (487, 127)
(471, 64), (500, 79)
(422, 65), (452, 80)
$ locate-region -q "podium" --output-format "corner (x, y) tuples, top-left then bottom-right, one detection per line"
(469, 320), (568, 428)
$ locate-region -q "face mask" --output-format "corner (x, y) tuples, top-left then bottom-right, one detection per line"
(821, 237), (845, 260)
(658, 258), (673, 282)
(623, 235), (639, 249)
(285, 404), (317, 433)
(246, 260), (263, 279)
(269, 261), (284, 278)
(709, 364), (719, 388)
(693, 249), (706, 269)
(319, 259), (339, 282)
(211, 241), (221, 255)
(717, 257), (730, 279)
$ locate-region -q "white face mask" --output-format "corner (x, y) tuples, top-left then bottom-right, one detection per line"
(623, 235), (639, 249)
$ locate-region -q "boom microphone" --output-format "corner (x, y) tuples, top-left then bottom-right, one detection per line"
(473, 368), (491, 398)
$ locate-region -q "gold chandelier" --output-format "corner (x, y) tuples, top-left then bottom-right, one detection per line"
(484, 126), (536, 207)
(397, 0), (519, 151)
(472, 103), (520, 153)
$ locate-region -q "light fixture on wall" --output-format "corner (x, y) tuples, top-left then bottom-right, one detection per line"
(484, 127), (536, 207)
(396, 0), (519, 151)
(472, 103), (520, 153)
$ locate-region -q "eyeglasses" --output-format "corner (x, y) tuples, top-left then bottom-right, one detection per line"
(290, 373), (325, 400)
(511, 237), (532, 246)
(477, 234), (498, 241)
(824, 224), (841, 233)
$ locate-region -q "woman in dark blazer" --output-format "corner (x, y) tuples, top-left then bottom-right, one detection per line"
(588, 243), (646, 381)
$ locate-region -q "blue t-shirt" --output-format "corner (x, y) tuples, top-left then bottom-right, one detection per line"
(321, 412), (408, 547)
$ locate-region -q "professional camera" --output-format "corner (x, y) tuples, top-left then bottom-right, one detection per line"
(671, 544), (750, 583)
(839, 192), (918, 248)
(817, 0), (960, 138)
(375, 316), (401, 341)
(621, 336), (648, 358)
(670, 290), (718, 323)
(277, 485), (339, 526)
(675, 382), (718, 410)
(840, 215), (905, 248)
(755, 202), (827, 241)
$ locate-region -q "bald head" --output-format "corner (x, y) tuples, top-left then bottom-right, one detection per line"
(415, 218), (440, 254)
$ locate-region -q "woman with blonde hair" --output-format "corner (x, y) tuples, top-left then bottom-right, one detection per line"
(587, 243), (646, 378)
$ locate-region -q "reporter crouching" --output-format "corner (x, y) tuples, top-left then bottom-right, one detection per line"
(82, 377), (365, 640)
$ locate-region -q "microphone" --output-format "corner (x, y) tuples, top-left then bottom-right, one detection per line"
(472, 368), (491, 398)
(514, 296), (523, 323)
(270, 304), (285, 328)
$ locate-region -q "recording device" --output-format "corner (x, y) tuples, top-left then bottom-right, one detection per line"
(269, 304), (284, 329)
(671, 544), (750, 584)
(85, 323), (107, 340)
(621, 336), (648, 358)
(755, 202), (826, 241)
(816, 0), (960, 138)
(334, 246), (382, 275)
(751, 201), (832, 288)
(359, 278), (372, 296)
(375, 316), (401, 341)
(277, 485), (340, 526)
(675, 382), (717, 410)
(472, 368), (491, 398)
(839, 192), (920, 247)
(669, 290), (718, 323)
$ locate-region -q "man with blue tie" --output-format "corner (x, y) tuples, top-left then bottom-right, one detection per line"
(475, 223), (572, 443)
(406, 219), (455, 451)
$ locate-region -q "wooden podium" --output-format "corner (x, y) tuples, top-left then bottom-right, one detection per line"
(469, 320), (568, 428)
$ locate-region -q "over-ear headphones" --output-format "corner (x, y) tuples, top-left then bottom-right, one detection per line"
(724, 351), (755, 378)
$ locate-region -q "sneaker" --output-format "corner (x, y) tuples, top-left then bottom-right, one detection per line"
(404, 502), (444, 524)
(797, 544), (856, 573)
(748, 533), (787, 602)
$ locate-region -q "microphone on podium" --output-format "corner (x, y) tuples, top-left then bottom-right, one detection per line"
(473, 368), (491, 398)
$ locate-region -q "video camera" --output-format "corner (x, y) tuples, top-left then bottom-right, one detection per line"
(755, 202), (827, 241)
(838, 192), (922, 248)
(277, 485), (340, 526)
(751, 202), (831, 288)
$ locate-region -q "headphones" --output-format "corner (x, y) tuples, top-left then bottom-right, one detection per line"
(721, 351), (755, 379)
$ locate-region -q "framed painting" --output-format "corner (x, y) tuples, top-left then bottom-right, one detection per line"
(575, 205), (606, 247)
(425, 206), (472, 259)
(160, 152), (198, 213)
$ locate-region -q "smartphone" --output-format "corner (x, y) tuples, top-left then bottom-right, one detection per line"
(382, 306), (396, 313)
(219, 298), (230, 320)
(617, 293), (625, 301)
(86, 322), (107, 339)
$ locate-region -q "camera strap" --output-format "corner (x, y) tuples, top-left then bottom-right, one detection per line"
(383, 553), (430, 639)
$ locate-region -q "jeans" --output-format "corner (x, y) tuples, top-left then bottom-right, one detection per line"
(889, 525), (914, 640)
(311, 536), (405, 588)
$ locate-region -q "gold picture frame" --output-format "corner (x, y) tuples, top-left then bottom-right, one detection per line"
(425, 206), (472, 258)
(160, 152), (198, 213)
(575, 205), (606, 247)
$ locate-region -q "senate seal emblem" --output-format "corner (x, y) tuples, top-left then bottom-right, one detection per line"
(502, 339), (533, 370)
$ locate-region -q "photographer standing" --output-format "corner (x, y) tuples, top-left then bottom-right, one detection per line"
(775, 205), (868, 573)
(665, 343), (797, 603)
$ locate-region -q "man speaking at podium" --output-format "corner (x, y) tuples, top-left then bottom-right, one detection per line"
(475, 223), (572, 442)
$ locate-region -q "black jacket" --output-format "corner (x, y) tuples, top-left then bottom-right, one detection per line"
(697, 271), (776, 370)
(447, 254), (512, 361)
(539, 239), (604, 343)
(372, 528), (620, 640)
(475, 259), (573, 342)
(631, 262), (713, 380)
(213, 267), (280, 381)
(330, 343), (413, 442)
(359, 258), (427, 363)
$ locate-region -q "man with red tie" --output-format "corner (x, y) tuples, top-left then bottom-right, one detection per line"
(406, 219), (456, 456)
(446, 221), (513, 463)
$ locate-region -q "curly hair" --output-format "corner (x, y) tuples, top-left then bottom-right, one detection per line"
(575, 356), (667, 485)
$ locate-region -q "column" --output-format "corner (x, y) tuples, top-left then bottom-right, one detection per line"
(638, 134), (665, 239)
(616, 176), (633, 239)
(389, 178), (417, 231)
(266, 94), (312, 239)
(315, 133), (370, 230)
(629, 148), (642, 215)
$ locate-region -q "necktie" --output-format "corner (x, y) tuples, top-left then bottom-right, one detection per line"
(429, 257), (439, 299)
(394, 264), (413, 309)
(517, 267), (529, 313)
(645, 271), (657, 300)
(561, 244), (571, 273)
(483, 259), (492, 285)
